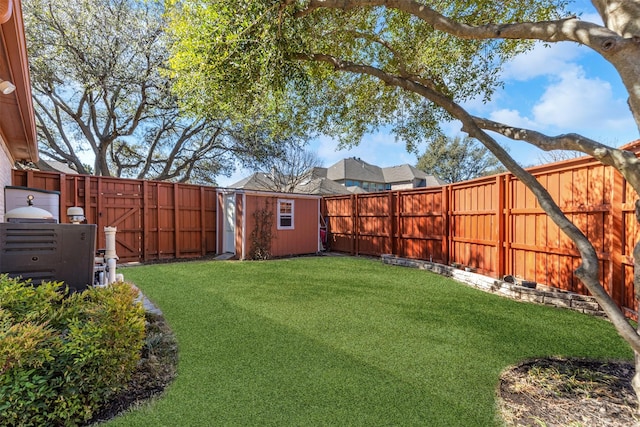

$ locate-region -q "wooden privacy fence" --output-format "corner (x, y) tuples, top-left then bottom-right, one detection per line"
(11, 170), (217, 263)
(324, 145), (640, 317)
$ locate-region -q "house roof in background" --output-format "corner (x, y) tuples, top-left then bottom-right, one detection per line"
(295, 178), (352, 195)
(383, 164), (428, 183)
(326, 157), (384, 182)
(322, 157), (445, 186)
(231, 157), (446, 194)
(0, 0), (37, 162)
(229, 172), (274, 191)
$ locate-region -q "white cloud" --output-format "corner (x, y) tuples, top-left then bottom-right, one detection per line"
(501, 42), (585, 81)
(489, 109), (538, 129)
(532, 69), (628, 129)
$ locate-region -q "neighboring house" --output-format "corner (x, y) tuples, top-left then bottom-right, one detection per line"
(0, 0), (38, 221)
(231, 157), (445, 195)
(321, 157), (446, 192)
(382, 164), (447, 190)
(325, 157), (389, 191)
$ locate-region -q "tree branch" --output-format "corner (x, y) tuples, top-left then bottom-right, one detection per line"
(296, 0), (625, 55)
(472, 116), (640, 194)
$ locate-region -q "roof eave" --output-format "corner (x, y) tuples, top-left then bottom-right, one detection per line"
(0, 0), (38, 162)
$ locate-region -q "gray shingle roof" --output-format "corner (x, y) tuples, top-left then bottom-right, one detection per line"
(382, 164), (426, 183)
(382, 164), (447, 186)
(295, 178), (353, 195)
(326, 157), (384, 182)
(228, 172), (274, 191)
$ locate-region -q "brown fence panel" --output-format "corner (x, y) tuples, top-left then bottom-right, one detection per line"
(397, 188), (446, 263)
(96, 177), (144, 262)
(324, 195), (354, 253)
(507, 160), (614, 297)
(11, 170), (217, 262)
(176, 184), (208, 258)
(203, 186), (218, 254)
(449, 176), (500, 276)
(356, 193), (392, 256)
(322, 145), (640, 316)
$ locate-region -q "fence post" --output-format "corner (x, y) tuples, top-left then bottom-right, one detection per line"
(200, 186), (207, 257)
(143, 180), (149, 262)
(444, 184), (455, 265)
(389, 190), (397, 255)
(497, 174), (506, 279)
(174, 183), (180, 258)
(442, 185), (449, 266)
(353, 194), (359, 256)
(58, 173), (67, 222)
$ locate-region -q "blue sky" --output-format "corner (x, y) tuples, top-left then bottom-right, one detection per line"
(217, 3), (639, 187)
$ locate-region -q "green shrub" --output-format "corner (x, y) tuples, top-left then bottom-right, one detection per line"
(0, 275), (145, 426)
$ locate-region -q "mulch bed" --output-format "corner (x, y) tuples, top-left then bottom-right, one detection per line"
(498, 357), (639, 426)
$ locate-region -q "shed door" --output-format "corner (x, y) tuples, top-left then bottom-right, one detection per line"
(223, 194), (236, 253)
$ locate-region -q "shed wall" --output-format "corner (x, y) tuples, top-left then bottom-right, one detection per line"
(243, 194), (319, 259)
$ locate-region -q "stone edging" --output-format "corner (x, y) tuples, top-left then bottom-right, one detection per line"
(380, 254), (606, 317)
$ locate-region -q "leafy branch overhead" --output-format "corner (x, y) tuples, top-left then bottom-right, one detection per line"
(167, 0), (640, 405)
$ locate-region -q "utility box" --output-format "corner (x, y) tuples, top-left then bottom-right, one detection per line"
(0, 223), (97, 292)
(4, 186), (60, 222)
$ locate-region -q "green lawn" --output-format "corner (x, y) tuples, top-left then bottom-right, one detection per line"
(106, 256), (632, 426)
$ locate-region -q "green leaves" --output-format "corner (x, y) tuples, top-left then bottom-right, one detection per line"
(0, 277), (145, 425)
(416, 135), (502, 182)
(166, 0), (567, 148)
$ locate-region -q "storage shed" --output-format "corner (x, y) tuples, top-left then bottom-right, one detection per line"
(217, 189), (322, 260)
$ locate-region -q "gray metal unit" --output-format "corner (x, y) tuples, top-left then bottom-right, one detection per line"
(4, 186), (60, 222)
(0, 223), (97, 292)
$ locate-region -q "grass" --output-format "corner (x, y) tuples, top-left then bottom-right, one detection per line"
(105, 256), (632, 426)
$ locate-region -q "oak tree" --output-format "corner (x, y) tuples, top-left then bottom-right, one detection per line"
(24, 0), (272, 184)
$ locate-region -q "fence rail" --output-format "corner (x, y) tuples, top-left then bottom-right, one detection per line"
(324, 145), (640, 317)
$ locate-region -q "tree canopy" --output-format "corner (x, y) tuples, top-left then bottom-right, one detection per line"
(416, 135), (501, 182)
(167, 0), (565, 151)
(166, 0), (640, 402)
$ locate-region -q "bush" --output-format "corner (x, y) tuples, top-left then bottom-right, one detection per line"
(0, 275), (146, 426)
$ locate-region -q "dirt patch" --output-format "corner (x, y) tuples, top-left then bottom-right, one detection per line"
(498, 357), (639, 426)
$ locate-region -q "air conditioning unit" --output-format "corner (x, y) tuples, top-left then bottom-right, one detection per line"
(0, 223), (97, 292)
